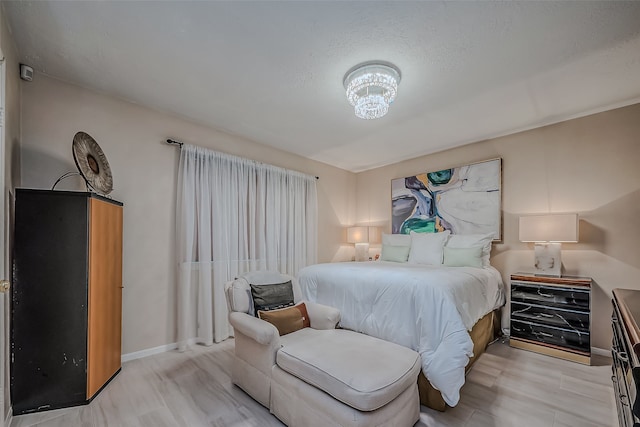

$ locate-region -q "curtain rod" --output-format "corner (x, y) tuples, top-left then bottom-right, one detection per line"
(165, 138), (319, 179)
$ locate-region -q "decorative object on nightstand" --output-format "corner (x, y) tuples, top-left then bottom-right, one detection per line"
(611, 288), (640, 426)
(347, 226), (380, 262)
(519, 213), (579, 277)
(510, 273), (591, 365)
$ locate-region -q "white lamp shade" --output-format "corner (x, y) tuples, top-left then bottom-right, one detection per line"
(347, 226), (368, 244)
(519, 214), (579, 243)
(367, 226), (381, 244)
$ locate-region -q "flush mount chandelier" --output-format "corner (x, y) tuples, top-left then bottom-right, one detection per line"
(343, 61), (401, 120)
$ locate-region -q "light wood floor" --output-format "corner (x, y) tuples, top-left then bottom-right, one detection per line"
(11, 339), (617, 427)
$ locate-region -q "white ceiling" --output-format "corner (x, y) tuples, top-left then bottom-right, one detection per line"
(4, 1), (640, 172)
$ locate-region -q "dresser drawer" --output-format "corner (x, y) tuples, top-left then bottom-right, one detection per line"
(611, 294), (640, 427)
(511, 302), (589, 332)
(511, 319), (590, 353)
(512, 282), (589, 310)
(612, 352), (633, 427)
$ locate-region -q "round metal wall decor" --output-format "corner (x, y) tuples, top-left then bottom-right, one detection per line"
(72, 131), (113, 194)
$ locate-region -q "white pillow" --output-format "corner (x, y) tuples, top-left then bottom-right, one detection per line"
(445, 233), (494, 267)
(407, 231), (451, 265)
(228, 277), (251, 314)
(380, 244), (411, 263)
(382, 233), (411, 247)
(443, 246), (483, 268)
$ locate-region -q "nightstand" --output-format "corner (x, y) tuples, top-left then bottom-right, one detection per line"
(510, 272), (591, 365)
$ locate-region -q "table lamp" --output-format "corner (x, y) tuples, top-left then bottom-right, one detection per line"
(347, 226), (380, 262)
(519, 214), (578, 277)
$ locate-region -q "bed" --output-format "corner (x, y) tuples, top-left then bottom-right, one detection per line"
(297, 261), (504, 409)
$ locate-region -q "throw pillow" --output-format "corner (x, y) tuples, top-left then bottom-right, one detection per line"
(380, 244), (411, 262)
(250, 280), (295, 316)
(407, 230), (451, 265)
(445, 233), (495, 267)
(443, 246), (483, 268)
(258, 303), (310, 336)
(228, 277), (252, 314)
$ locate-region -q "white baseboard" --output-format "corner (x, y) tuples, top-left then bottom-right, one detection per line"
(121, 343), (178, 363)
(591, 346), (611, 357)
(121, 338), (203, 363)
(5, 407), (12, 427)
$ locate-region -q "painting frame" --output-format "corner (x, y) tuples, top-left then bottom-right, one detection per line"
(391, 158), (503, 241)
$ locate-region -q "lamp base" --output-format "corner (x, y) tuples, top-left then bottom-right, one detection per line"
(533, 243), (562, 277)
(354, 243), (370, 262)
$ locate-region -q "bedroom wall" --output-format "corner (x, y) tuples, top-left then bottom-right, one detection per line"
(355, 103), (640, 351)
(19, 74), (357, 354)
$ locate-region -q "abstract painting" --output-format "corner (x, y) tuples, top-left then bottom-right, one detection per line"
(391, 158), (502, 240)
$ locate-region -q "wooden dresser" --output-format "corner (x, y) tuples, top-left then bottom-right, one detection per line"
(510, 273), (591, 365)
(612, 288), (640, 427)
(11, 189), (123, 414)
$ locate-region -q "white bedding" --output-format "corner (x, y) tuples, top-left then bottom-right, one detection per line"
(297, 261), (505, 407)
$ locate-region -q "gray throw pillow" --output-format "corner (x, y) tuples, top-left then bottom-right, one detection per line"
(250, 281), (295, 316)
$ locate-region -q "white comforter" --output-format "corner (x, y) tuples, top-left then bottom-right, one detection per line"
(297, 261), (505, 407)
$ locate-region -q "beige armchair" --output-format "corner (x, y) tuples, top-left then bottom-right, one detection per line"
(225, 271), (420, 427)
(225, 271), (341, 407)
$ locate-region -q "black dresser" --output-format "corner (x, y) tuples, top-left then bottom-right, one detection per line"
(11, 189), (123, 414)
(612, 288), (640, 427)
(510, 273), (591, 365)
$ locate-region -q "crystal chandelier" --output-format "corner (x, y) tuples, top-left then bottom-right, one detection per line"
(343, 62), (401, 120)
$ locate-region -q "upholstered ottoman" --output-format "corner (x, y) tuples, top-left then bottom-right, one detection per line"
(270, 328), (421, 427)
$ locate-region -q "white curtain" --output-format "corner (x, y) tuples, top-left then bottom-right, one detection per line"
(176, 144), (317, 350)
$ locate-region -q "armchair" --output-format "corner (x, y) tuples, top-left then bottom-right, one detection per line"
(225, 272), (340, 407)
(225, 271), (420, 427)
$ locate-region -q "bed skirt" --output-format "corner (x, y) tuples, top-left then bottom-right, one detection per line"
(417, 309), (501, 411)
